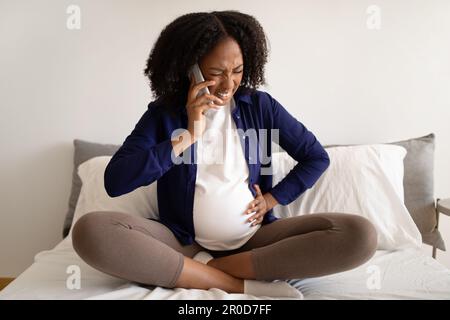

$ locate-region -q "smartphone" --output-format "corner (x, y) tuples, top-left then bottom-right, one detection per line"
(188, 63), (216, 117)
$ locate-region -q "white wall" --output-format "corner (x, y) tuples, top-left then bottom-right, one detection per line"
(1, 0), (449, 277)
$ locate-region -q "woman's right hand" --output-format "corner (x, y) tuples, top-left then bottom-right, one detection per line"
(186, 75), (224, 141)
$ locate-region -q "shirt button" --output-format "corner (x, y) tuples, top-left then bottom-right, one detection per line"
(236, 115), (240, 119)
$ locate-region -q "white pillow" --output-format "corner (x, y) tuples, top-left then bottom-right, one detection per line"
(272, 144), (422, 250)
(69, 156), (159, 236)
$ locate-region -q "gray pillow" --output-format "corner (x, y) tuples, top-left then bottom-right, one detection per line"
(324, 133), (444, 251)
(62, 139), (120, 237)
(391, 134), (443, 250)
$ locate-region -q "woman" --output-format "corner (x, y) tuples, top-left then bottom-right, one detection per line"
(72, 10), (377, 298)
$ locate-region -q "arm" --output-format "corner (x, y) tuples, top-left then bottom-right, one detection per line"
(104, 104), (192, 197)
(265, 93), (330, 206)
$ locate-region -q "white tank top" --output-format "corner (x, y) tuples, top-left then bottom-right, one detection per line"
(193, 97), (261, 250)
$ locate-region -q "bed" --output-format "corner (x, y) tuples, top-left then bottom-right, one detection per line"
(1, 133), (450, 300)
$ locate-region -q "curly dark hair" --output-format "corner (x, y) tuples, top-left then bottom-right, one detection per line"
(143, 10), (270, 115)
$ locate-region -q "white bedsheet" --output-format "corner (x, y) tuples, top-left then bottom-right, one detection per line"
(1, 237), (450, 300)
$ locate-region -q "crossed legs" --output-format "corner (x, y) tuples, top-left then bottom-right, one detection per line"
(72, 211), (377, 293)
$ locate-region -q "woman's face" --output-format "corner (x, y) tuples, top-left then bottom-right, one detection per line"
(199, 37), (244, 105)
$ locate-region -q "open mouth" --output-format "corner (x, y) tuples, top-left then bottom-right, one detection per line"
(215, 91), (231, 99)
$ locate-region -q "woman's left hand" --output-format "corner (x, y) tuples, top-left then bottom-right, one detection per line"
(246, 184), (270, 226)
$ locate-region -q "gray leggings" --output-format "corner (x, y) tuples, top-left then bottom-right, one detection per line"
(72, 211), (377, 288)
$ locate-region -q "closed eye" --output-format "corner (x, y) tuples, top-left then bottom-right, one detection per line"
(211, 71), (243, 76)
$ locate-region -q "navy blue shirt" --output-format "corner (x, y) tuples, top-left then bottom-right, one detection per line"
(104, 88), (330, 246)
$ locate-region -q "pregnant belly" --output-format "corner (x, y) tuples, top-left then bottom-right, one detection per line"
(193, 183), (260, 250)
